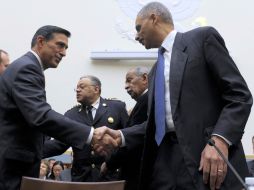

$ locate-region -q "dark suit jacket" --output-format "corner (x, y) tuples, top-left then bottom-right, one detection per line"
(107, 92), (148, 190)
(122, 27), (253, 190)
(0, 52), (91, 190)
(43, 97), (128, 182)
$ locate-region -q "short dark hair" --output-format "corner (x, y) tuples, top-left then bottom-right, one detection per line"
(0, 49), (8, 64)
(31, 25), (71, 48)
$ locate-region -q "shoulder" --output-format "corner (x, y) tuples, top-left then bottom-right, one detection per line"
(183, 26), (222, 42)
(102, 98), (126, 108)
(186, 26), (218, 35)
(65, 104), (82, 116)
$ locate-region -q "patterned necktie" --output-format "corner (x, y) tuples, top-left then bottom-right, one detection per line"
(155, 47), (166, 145)
(87, 105), (94, 123)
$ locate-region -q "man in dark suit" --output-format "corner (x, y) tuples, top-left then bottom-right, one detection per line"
(102, 67), (149, 190)
(43, 75), (128, 182)
(0, 26), (114, 190)
(95, 2), (253, 190)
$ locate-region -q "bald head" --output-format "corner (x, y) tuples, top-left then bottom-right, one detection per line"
(137, 2), (174, 26)
(0, 49), (10, 75)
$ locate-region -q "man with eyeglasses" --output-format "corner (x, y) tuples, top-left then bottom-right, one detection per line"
(43, 75), (128, 182)
(0, 49), (10, 75)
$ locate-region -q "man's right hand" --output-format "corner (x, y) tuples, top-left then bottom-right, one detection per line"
(91, 126), (121, 157)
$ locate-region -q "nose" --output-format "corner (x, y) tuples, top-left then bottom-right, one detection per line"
(135, 34), (140, 42)
(125, 82), (129, 90)
(60, 48), (66, 57)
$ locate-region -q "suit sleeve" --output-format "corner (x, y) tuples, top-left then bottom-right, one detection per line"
(43, 139), (69, 158)
(12, 64), (91, 149)
(204, 27), (253, 144)
(121, 121), (147, 150)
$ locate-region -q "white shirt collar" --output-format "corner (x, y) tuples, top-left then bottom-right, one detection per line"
(91, 97), (100, 110)
(30, 50), (44, 71)
(161, 30), (177, 52)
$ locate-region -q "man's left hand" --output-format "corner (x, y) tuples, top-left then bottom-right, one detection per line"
(199, 136), (229, 190)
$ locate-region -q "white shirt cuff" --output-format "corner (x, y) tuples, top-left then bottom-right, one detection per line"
(212, 134), (232, 146)
(119, 130), (126, 147)
(86, 127), (94, 144)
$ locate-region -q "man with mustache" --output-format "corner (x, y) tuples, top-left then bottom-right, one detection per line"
(43, 75), (128, 182)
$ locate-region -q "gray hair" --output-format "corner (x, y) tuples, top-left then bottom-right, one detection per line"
(133, 66), (150, 76)
(80, 75), (102, 94)
(138, 2), (174, 26)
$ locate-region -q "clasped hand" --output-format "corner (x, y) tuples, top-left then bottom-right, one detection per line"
(91, 126), (121, 157)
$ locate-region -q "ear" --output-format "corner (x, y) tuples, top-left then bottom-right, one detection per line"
(94, 85), (100, 93)
(36, 35), (46, 48)
(150, 13), (158, 24)
(142, 73), (148, 84)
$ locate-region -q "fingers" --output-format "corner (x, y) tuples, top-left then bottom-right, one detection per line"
(215, 161), (227, 189)
(92, 126), (121, 157)
(200, 142), (228, 190)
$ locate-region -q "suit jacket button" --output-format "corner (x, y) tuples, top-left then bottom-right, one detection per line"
(91, 151), (95, 155)
(91, 164), (95, 168)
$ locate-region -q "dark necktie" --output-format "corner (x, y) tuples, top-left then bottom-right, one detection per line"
(155, 47), (166, 145)
(87, 105), (93, 123)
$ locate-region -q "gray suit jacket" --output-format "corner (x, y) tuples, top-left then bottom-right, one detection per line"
(0, 52), (91, 190)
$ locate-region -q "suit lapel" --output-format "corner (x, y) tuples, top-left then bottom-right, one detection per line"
(170, 33), (188, 117)
(25, 51), (45, 87)
(93, 98), (107, 125)
(78, 106), (92, 125)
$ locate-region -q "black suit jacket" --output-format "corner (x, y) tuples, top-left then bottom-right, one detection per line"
(43, 97), (128, 182)
(0, 52), (91, 190)
(122, 27), (253, 190)
(107, 92), (148, 190)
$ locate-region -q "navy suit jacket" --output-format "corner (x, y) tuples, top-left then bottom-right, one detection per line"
(122, 27), (253, 190)
(0, 52), (91, 190)
(43, 97), (128, 182)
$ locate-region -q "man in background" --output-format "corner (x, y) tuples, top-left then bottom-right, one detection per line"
(0, 49), (10, 74)
(43, 75), (128, 182)
(103, 66), (149, 190)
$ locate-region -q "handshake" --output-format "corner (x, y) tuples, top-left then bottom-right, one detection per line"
(91, 126), (122, 157)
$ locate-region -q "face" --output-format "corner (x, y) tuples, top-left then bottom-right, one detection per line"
(49, 160), (56, 170)
(76, 78), (100, 106)
(39, 33), (68, 69)
(135, 15), (160, 49)
(0, 52), (10, 74)
(39, 163), (48, 177)
(125, 70), (148, 100)
(52, 164), (63, 179)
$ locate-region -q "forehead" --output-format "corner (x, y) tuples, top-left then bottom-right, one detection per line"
(126, 71), (138, 78)
(135, 16), (143, 25)
(78, 78), (91, 85)
(53, 165), (63, 169)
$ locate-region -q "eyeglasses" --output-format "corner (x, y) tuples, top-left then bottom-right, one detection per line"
(74, 85), (96, 92)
